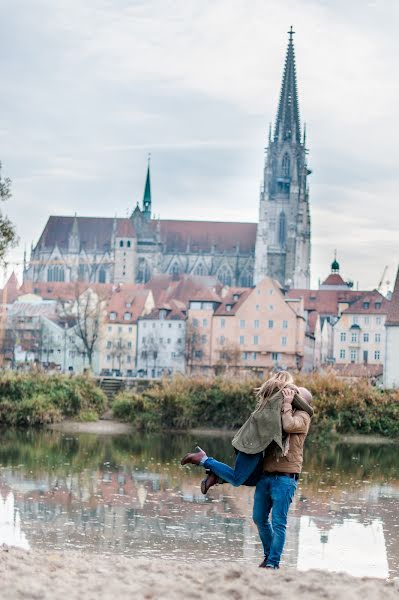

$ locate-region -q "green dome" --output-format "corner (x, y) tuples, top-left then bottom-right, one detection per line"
(331, 259), (340, 273)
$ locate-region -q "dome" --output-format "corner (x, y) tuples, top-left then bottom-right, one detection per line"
(331, 258), (340, 273)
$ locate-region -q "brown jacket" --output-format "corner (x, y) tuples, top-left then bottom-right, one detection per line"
(263, 402), (311, 474)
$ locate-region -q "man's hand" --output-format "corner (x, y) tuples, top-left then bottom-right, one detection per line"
(282, 388), (295, 405)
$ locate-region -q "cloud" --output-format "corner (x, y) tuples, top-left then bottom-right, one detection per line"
(1, 0), (398, 289)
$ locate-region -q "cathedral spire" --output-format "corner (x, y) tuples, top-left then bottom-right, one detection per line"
(142, 154), (152, 219)
(274, 26), (301, 143)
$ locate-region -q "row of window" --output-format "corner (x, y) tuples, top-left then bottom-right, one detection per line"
(224, 335), (288, 346)
(339, 349), (381, 361)
(108, 325), (133, 333)
(352, 315), (383, 325)
(141, 337), (183, 345)
(119, 240), (132, 248)
(142, 322), (182, 329)
(106, 341), (133, 349)
(107, 354), (132, 362)
(237, 319), (288, 329)
(47, 265), (107, 283)
(341, 332), (381, 343)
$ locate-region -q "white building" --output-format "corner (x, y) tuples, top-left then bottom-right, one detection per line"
(384, 268), (399, 388)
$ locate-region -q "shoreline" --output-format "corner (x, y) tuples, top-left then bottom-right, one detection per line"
(47, 419), (398, 444)
(0, 548), (397, 599)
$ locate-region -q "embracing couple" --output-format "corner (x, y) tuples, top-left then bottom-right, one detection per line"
(180, 371), (313, 570)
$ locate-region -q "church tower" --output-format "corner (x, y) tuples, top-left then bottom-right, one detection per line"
(254, 27), (311, 288)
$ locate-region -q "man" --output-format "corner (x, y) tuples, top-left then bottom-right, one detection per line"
(253, 386), (312, 570)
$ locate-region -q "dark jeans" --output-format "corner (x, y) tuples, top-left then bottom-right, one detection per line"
(253, 473), (298, 567)
(203, 451), (263, 487)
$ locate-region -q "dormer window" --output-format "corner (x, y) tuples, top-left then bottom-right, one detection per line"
(125, 302), (132, 308)
(110, 312), (116, 321)
(226, 304), (232, 312)
(363, 302), (370, 309)
(233, 294), (239, 301)
(159, 309), (167, 320)
(124, 312), (131, 321)
(375, 302), (381, 309)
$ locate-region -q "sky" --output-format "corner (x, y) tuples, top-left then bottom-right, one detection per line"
(1, 0), (399, 290)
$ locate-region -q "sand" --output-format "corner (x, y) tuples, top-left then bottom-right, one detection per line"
(1, 548), (398, 600)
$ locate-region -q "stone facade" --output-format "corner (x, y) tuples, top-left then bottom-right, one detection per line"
(24, 31), (311, 291)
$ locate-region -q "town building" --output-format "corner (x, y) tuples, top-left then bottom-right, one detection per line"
(384, 268), (399, 388)
(23, 29), (311, 291)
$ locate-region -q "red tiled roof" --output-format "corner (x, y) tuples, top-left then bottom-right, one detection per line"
(19, 281), (115, 302)
(322, 273), (347, 286)
(145, 274), (222, 307)
(386, 268), (399, 326)
(36, 216), (135, 251)
(3, 272), (20, 303)
(105, 287), (152, 323)
(342, 290), (389, 315)
(156, 220), (257, 254)
(287, 289), (365, 317)
(214, 288), (252, 316)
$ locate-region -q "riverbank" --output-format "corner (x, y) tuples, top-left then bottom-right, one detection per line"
(0, 548), (397, 600)
(49, 419), (132, 435)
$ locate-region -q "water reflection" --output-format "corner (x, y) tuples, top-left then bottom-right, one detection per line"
(0, 429), (398, 577)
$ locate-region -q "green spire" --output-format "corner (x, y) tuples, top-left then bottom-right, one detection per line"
(143, 154), (151, 218)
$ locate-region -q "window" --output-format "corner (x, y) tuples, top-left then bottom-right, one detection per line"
(340, 332), (346, 342)
(375, 302), (382, 309)
(282, 152), (290, 177)
(364, 316), (369, 324)
(220, 318), (225, 329)
(226, 305), (232, 312)
(340, 349), (346, 359)
(124, 312), (131, 321)
(192, 319), (199, 327)
(253, 336), (259, 345)
(109, 312), (116, 321)
(203, 318), (208, 327)
(127, 355), (131, 363)
(107, 341), (112, 349)
(269, 305), (274, 311)
(159, 309), (167, 320)
(272, 352), (279, 361)
(351, 333), (358, 343)
(108, 326), (112, 332)
(190, 301), (202, 310)
(253, 352), (257, 360)
(119, 240), (124, 247)
(254, 320), (260, 329)
(177, 338), (182, 344)
(218, 267), (232, 287)
(106, 355), (111, 362)
(194, 350), (203, 359)
(242, 352), (248, 360)
(127, 342), (132, 349)
(142, 322), (147, 328)
(201, 335), (207, 344)
(268, 320), (274, 329)
(282, 320), (288, 329)
(168, 323), (172, 328)
(374, 350), (381, 360)
(256, 304), (260, 311)
(128, 327), (132, 333)
(350, 349), (357, 363)
(239, 336), (244, 345)
(137, 258), (151, 283)
(375, 333), (381, 343)
(194, 264), (206, 276)
(363, 302), (370, 309)
(363, 333), (369, 342)
(171, 352), (176, 359)
(99, 268), (106, 284)
(240, 320), (246, 328)
(233, 294), (240, 302)
(127, 240), (131, 248)
(118, 326), (122, 333)
(353, 316), (359, 325)
(47, 265), (65, 283)
(167, 338), (171, 344)
(376, 317), (382, 325)
(159, 337), (163, 343)
(282, 336), (287, 346)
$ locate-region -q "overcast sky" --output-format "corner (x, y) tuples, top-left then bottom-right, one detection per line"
(1, 0), (399, 290)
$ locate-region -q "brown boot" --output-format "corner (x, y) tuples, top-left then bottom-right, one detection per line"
(201, 472), (218, 495)
(180, 446), (206, 466)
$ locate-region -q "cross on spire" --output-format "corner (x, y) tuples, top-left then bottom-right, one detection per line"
(288, 25), (295, 42)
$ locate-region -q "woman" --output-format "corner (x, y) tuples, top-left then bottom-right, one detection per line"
(180, 371), (313, 494)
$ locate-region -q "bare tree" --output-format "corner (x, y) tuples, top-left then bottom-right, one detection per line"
(58, 285), (106, 369)
(215, 341), (241, 375)
(0, 162), (17, 263)
(184, 320), (206, 374)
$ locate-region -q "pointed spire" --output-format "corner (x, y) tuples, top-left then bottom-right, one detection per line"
(274, 26), (301, 143)
(142, 154), (152, 219)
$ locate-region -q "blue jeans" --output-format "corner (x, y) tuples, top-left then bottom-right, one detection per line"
(203, 451), (262, 487)
(253, 473), (298, 567)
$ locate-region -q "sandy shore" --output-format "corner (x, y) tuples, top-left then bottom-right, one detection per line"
(1, 548), (398, 600)
(48, 419), (132, 434)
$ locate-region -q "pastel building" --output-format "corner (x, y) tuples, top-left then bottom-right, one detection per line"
(384, 268), (399, 388)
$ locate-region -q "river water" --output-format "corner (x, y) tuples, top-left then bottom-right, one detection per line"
(0, 429), (398, 578)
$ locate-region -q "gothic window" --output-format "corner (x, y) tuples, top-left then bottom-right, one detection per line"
(278, 212), (287, 247)
(78, 264), (86, 282)
(194, 264), (206, 276)
(217, 267), (232, 287)
(137, 258), (151, 283)
(171, 263), (180, 277)
(282, 153), (290, 177)
(47, 265), (65, 282)
(240, 269), (253, 287)
(99, 267), (106, 284)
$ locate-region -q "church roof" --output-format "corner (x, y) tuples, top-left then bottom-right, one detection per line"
(321, 273), (348, 287)
(156, 220), (257, 254)
(36, 216), (135, 251)
(386, 268), (399, 326)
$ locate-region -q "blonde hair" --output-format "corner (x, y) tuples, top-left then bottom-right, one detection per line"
(254, 371), (295, 411)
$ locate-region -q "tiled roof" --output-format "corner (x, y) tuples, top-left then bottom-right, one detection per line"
(2, 272), (20, 303)
(20, 281), (115, 302)
(321, 273), (348, 287)
(287, 289), (365, 317)
(386, 268), (399, 326)
(342, 290), (389, 315)
(36, 216), (135, 251)
(105, 287), (152, 323)
(145, 274), (222, 307)
(214, 288), (252, 316)
(156, 220), (257, 254)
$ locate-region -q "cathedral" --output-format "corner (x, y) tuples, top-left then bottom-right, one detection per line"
(24, 29), (311, 290)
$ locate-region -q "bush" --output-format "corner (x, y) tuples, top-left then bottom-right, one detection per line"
(113, 373), (399, 438)
(0, 372), (106, 426)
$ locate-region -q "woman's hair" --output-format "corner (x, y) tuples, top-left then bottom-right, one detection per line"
(254, 371), (295, 411)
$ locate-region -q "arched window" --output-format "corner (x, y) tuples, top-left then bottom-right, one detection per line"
(218, 267), (232, 287)
(78, 264), (86, 282)
(98, 267), (106, 284)
(47, 265), (65, 282)
(278, 211), (287, 247)
(127, 240), (131, 248)
(194, 264), (206, 276)
(137, 258), (151, 283)
(282, 153), (290, 177)
(171, 263), (180, 277)
(240, 270), (253, 287)
(119, 240), (124, 247)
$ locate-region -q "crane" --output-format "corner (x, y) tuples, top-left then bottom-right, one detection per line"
(377, 266), (389, 293)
